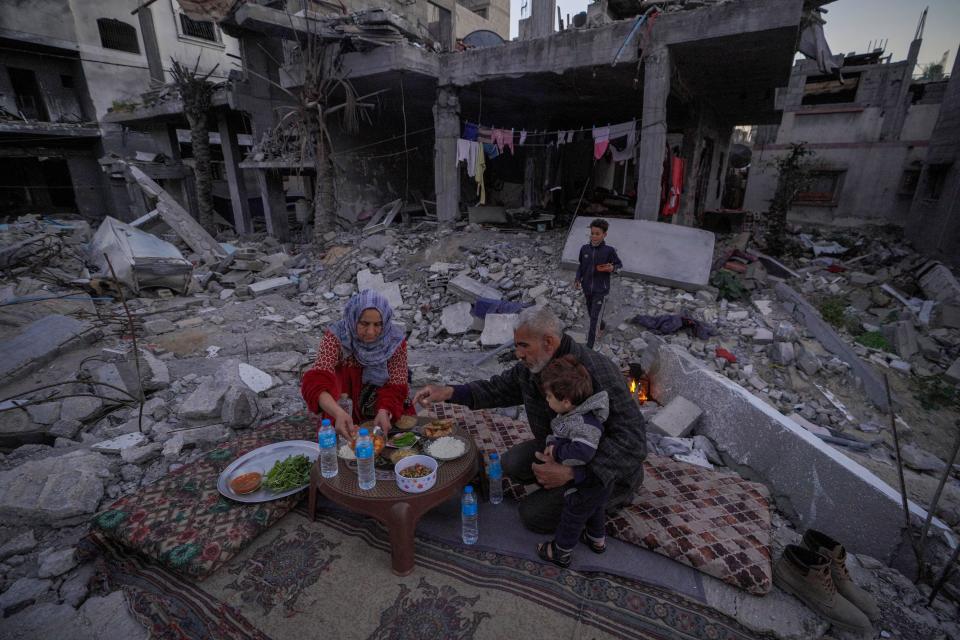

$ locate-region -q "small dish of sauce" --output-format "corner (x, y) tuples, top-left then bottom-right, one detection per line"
(229, 471), (262, 495)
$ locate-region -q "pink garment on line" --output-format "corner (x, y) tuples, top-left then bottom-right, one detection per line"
(592, 126), (610, 160)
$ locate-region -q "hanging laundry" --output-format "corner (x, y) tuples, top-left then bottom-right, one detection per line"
(463, 123), (478, 141)
(566, 130), (575, 143)
(661, 155), (685, 217)
(519, 130), (527, 146)
(483, 142), (499, 159)
(457, 139), (479, 177)
(475, 142), (486, 204)
(557, 130), (566, 145)
(608, 120), (637, 162)
(503, 128), (515, 155)
(592, 126), (610, 160)
(477, 126), (493, 144)
(456, 138), (472, 167)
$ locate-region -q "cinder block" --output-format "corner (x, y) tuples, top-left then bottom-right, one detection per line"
(649, 395), (703, 437)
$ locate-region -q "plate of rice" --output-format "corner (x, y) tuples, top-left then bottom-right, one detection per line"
(424, 435), (469, 461)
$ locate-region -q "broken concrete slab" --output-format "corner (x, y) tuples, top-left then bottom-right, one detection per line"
(448, 274), (502, 302)
(37, 547), (77, 578)
(221, 385), (258, 428)
(26, 402), (61, 425)
(180, 378), (229, 420)
(2, 592), (148, 640)
(936, 303), (960, 330)
(0, 315), (97, 385)
(92, 363), (132, 403)
(91, 432), (147, 454)
(140, 349), (170, 391)
(884, 320), (919, 359)
(0, 530), (37, 560)
(786, 413), (831, 437)
(774, 282), (889, 411)
(143, 318), (176, 335)
(647, 340), (948, 570)
(60, 394), (102, 423)
(120, 442), (162, 465)
(945, 357), (960, 384)
(0, 405), (47, 447)
(561, 217), (715, 290)
(0, 577), (52, 616)
(178, 424), (231, 446)
(480, 313), (517, 346)
(768, 342), (795, 365)
(917, 261), (960, 303)
(238, 362), (273, 393)
(753, 328), (774, 344)
(0, 450), (113, 526)
(249, 276), (296, 297)
(441, 301), (475, 335)
(648, 395), (703, 437)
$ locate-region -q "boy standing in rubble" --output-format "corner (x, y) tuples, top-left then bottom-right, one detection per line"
(574, 218), (622, 349)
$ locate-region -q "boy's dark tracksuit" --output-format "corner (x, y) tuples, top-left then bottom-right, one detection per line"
(575, 241), (623, 348)
(548, 391), (611, 550)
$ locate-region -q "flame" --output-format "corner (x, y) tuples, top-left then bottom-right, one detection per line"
(629, 378), (649, 403)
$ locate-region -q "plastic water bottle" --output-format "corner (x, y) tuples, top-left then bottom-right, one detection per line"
(355, 428), (376, 490)
(461, 485), (478, 544)
(487, 453), (503, 504)
(318, 418), (338, 479)
(337, 393), (353, 420)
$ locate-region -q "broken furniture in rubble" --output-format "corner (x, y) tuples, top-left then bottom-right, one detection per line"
(90, 217), (193, 295)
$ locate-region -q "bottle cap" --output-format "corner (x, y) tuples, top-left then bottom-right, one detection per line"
(464, 485), (474, 494)
(358, 428), (369, 436)
(489, 452), (499, 460)
(321, 419), (331, 427)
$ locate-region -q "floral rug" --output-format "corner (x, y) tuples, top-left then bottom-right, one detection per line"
(90, 413), (318, 580)
(86, 508), (774, 640)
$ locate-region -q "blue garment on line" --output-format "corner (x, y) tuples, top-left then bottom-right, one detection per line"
(463, 123), (478, 141)
(483, 143), (499, 159)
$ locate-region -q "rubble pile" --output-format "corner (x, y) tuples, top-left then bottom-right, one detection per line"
(0, 213), (958, 638)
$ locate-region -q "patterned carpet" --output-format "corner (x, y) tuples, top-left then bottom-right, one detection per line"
(435, 403), (773, 595)
(85, 508), (775, 640)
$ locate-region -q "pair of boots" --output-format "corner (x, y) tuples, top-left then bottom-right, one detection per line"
(774, 529), (881, 634)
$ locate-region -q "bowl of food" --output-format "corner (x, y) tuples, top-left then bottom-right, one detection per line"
(395, 415), (418, 431)
(387, 431), (419, 449)
(394, 454), (438, 493)
(228, 468), (263, 495)
(422, 418), (454, 439)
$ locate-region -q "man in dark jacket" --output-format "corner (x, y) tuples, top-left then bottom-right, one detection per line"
(414, 306), (646, 534)
(575, 218), (623, 349)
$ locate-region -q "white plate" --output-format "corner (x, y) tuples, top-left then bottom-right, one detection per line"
(423, 435), (470, 461)
(217, 440), (319, 503)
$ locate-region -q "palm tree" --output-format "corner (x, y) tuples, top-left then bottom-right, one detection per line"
(169, 58), (220, 232)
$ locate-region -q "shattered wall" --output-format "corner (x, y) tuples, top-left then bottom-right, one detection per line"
(744, 56), (946, 227)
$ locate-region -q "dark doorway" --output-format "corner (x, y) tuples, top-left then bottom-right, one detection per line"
(8, 67), (49, 121)
(0, 157), (76, 217)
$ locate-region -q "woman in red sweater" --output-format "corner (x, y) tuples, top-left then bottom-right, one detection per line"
(300, 289), (412, 438)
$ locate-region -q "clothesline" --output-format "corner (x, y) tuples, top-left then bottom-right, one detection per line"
(463, 120), (637, 136)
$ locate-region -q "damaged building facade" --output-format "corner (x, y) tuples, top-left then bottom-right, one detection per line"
(743, 14), (960, 265)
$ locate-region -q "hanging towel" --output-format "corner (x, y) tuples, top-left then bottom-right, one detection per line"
(476, 142), (487, 205)
(661, 156), (685, 217)
(492, 128), (506, 153)
(457, 139), (478, 177)
(567, 130), (575, 143)
(503, 128), (515, 155)
(592, 126), (610, 160)
(463, 123), (478, 141)
(483, 142), (499, 159)
(456, 138), (472, 167)
(608, 120), (637, 162)
(519, 130), (527, 146)
(477, 126), (493, 144)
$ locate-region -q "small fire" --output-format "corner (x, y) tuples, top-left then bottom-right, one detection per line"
(629, 378), (649, 404)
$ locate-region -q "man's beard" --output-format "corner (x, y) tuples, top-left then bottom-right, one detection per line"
(524, 352), (552, 373)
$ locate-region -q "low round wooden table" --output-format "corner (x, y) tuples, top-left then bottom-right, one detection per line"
(307, 435), (480, 576)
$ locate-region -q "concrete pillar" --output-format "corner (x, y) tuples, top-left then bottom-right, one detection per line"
(433, 86), (460, 224)
(217, 114), (253, 235)
(634, 47), (670, 221)
(256, 169), (289, 241)
(163, 124), (199, 218)
(137, 7), (165, 85)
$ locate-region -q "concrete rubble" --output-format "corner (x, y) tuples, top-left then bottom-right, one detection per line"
(1, 215), (958, 640)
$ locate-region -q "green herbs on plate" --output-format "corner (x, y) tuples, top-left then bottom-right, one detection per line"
(390, 432), (417, 447)
(263, 454), (311, 491)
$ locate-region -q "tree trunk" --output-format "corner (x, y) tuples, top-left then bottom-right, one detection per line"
(187, 111), (215, 231)
(312, 130), (335, 242)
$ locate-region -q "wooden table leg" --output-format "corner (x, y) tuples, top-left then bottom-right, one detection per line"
(384, 501), (417, 576)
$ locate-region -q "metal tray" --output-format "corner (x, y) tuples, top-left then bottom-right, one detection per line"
(217, 440), (319, 503)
